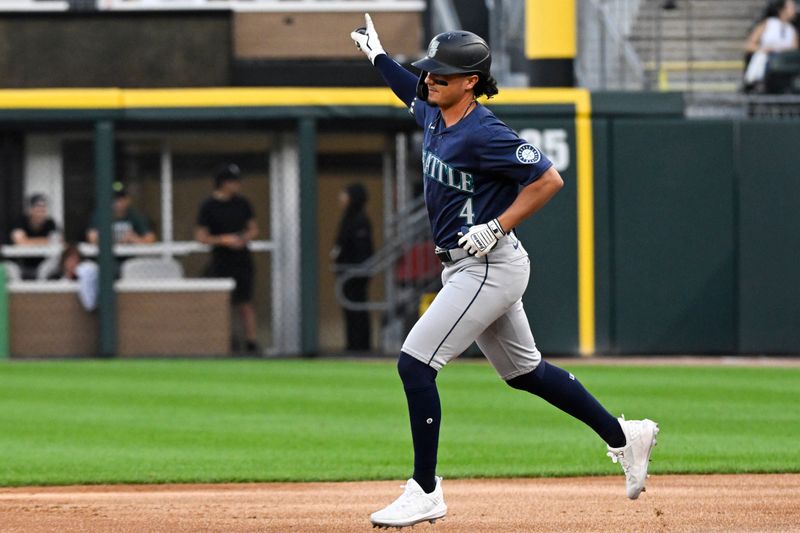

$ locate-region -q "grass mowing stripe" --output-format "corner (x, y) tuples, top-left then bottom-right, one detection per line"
(0, 359), (798, 486)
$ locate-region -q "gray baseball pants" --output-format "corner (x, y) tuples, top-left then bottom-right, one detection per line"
(402, 234), (542, 380)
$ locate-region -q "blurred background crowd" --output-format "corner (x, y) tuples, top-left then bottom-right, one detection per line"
(1, 0), (798, 360)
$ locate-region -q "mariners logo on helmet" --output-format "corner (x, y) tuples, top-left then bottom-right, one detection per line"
(428, 39), (440, 58)
(516, 144), (541, 164)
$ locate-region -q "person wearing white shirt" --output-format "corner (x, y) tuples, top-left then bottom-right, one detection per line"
(48, 244), (98, 312)
(745, 0), (799, 88)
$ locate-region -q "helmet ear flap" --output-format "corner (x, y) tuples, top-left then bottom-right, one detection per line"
(416, 71), (429, 102)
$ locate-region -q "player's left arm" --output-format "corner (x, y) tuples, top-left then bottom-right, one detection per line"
(496, 167), (563, 232)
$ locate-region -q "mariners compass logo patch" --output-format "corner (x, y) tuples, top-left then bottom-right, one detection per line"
(516, 144), (541, 164)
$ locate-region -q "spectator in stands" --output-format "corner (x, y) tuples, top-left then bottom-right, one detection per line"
(331, 183), (374, 352)
(10, 193), (61, 279)
(47, 244), (81, 280)
(86, 182), (157, 245)
(195, 164), (260, 355)
(47, 244), (98, 311)
(744, 0), (798, 91)
(389, 182), (440, 340)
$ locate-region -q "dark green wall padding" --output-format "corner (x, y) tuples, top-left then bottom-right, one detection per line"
(736, 122), (800, 353)
(506, 116), (579, 355)
(609, 120), (737, 353)
(595, 116), (800, 354)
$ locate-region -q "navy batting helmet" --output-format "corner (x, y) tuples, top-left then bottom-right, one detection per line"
(412, 31), (492, 101)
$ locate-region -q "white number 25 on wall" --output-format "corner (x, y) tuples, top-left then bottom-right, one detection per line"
(519, 128), (570, 172)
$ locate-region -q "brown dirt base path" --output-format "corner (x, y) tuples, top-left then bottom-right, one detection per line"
(1, 474), (798, 533)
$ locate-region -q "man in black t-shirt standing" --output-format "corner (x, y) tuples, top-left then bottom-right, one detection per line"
(195, 164), (260, 354)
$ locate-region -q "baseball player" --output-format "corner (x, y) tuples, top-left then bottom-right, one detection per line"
(351, 15), (659, 529)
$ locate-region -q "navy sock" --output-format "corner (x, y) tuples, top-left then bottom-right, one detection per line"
(397, 352), (440, 494)
(507, 361), (626, 448)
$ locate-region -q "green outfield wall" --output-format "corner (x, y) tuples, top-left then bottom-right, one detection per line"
(591, 96), (800, 354)
(736, 122), (800, 353)
(504, 113), (579, 355)
(606, 120), (738, 353)
(0, 89), (797, 355)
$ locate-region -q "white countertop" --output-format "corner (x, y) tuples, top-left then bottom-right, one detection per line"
(8, 278), (235, 293)
(2, 241), (275, 258)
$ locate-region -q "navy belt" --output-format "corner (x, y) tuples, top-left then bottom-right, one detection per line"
(435, 246), (470, 263)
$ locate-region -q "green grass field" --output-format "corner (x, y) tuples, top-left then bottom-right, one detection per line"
(0, 359), (798, 487)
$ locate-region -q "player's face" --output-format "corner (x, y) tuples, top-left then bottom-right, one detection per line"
(425, 73), (478, 108)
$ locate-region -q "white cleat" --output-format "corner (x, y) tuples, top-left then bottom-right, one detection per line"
(370, 477), (447, 528)
(607, 416), (660, 500)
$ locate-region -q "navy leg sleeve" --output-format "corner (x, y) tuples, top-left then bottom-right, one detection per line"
(507, 361), (626, 448)
(397, 352), (440, 494)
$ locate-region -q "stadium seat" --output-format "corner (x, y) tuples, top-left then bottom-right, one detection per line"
(3, 261), (22, 282)
(765, 51), (800, 94)
(120, 257), (183, 280)
(36, 253), (62, 280)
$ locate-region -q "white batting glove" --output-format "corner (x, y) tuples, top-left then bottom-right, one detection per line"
(458, 219), (506, 258)
(350, 13), (386, 64)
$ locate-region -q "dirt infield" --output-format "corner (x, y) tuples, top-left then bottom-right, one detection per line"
(1, 475), (798, 533)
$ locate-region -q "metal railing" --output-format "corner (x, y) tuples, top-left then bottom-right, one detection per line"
(334, 193), (439, 353)
(1, 241), (275, 261)
(686, 93), (800, 118)
(98, 0), (424, 12)
(0, 0), (425, 12)
(577, 0), (646, 90)
(333, 194), (430, 312)
(0, 1), (68, 11)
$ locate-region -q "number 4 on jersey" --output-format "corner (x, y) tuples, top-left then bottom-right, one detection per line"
(459, 198), (475, 225)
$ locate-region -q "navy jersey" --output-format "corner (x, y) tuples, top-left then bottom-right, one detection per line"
(409, 98), (553, 249)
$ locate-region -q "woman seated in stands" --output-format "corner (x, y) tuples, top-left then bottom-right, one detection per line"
(744, 0), (798, 91)
(48, 244), (98, 311)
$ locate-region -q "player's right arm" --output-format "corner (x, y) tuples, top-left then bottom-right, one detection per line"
(351, 13), (417, 106)
(496, 167), (564, 233)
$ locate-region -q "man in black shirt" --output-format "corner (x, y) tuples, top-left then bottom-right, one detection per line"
(195, 164), (260, 354)
(10, 193), (60, 279)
